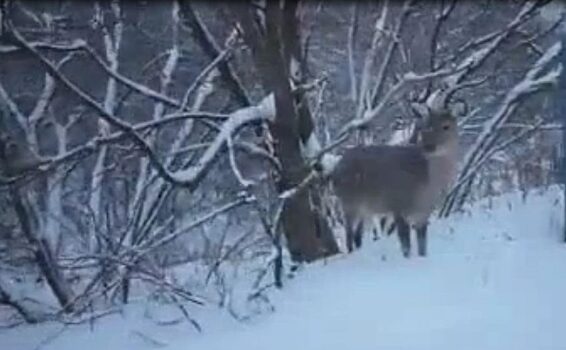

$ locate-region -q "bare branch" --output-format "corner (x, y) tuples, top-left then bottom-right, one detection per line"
(179, 27), (239, 111)
(5, 24), (275, 190)
(356, 0), (390, 117)
(343, 66), (467, 135)
(178, 1), (251, 106)
(347, 2), (359, 103)
(0, 39), (84, 53)
(369, 0), (415, 106)
(135, 193), (255, 256)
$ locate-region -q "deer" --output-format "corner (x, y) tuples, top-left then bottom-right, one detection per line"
(329, 89), (463, 257)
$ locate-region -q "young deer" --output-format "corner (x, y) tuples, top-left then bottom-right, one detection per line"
(330, 90), (462, 257)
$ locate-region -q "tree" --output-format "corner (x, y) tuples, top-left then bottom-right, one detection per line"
(0, 0), (562, 325)
(233, 1), (339, 262)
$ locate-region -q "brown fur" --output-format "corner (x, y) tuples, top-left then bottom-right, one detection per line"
(330, 102), (459, 257)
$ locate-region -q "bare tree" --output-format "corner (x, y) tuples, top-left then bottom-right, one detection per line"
(233, 1), (339, 262)
(0, 0), (562, 326)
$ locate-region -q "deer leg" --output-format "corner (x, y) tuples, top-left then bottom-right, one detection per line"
(387, 221), (397, 236)
(353, 219), (363, 249)
(379, 216), (397, 236)
(394, 215), (411, 258)
(344, 211), (357, 253)
(416, 223), (428, 257)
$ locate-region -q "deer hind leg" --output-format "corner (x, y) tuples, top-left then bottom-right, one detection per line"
(394, 215), (411, 258)
(380, 216), (397, 236)
(353, 219), (364, 249)
(416, 223), (428, 257)
(344, 211), (362, 253)
(345, 212), (354, 253)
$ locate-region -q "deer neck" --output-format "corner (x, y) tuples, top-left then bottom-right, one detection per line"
(424, 141), (459, 194)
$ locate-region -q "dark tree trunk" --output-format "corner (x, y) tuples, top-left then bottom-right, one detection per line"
(235, 1), (338, 262)
(9, 188), (75, 311)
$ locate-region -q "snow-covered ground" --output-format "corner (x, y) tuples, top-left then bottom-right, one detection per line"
(2, 187), (566, 350)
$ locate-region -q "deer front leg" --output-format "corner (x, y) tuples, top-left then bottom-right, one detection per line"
(344, 211), (364, 253)
(416, 223), (428, 257)
(353, 219), (364, 249)
(394, 215), (411, 258)
(344, 211), (357, 253)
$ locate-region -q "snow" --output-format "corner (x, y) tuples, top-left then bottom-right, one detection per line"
(2, 187), (566, 350)
(319, 153), (342, 175)
(173, 94), (275, 183)
(388, 123), (415, 145)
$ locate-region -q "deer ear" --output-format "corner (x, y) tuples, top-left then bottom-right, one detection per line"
(410, 102), (429, 120)
(449, 99), (467, 118)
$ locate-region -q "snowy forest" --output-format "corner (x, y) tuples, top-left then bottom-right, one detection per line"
(0, 1), (565, 349)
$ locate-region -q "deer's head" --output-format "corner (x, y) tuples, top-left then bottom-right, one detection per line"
(410, 88), (465, 155)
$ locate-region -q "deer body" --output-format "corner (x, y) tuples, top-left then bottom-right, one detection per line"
(330, 91), (460, 257)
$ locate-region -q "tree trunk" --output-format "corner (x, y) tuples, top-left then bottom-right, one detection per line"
(236, 1), (338, 262)
(10, 188), (75, 311)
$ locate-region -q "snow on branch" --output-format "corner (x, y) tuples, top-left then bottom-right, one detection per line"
(5, 24), (275, 191)
(441, 40), (562, 216)
(355, 0), (390, 117)
(369, 0), (414, 107)
(135, 193), (256, 256)
(445, 1), (544, 87)
(340, 66), (465, 136)
(460, 41), (562, 173)
(450, 116), (547, 197)
(173, 94), (275, 185)
(6, 25), (194, 187)
(2, 34), (234, 119)
(0, 39), (85, 53)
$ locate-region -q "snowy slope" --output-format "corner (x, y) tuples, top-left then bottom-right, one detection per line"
(2, 187), (565, 350)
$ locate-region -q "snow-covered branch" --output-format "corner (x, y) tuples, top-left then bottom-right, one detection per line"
(135, 193), (255, 256)
(6, 24), (275, 190)
(369, 0), (414, 107)
(444, 1), (545, 87)
(341, 66), (466, 135)
(0, 39), (84, 53)
(460, 41), (562, 177)
(346, 3), (359, 103)
(173, 94), (275, 185)
(440, 40), (562, 216)
(355, 0), (390, 117)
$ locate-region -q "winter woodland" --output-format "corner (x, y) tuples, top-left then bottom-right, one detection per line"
(0, 1), (565, 349)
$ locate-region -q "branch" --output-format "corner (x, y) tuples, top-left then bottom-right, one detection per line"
(0, 281), (39, 324)
(347, 2), (359, 103)
(342, 66), (467, 135)
(226, 133), (255, 188)
(135, 193), (255, 256)
(173, 94), (275, 185)
(6, 24), (190, 186)
(0, 39), (84, 53)
(178, 2), (251, 107)
(444, 1), (545, 87)
(179, 27), (239, 110)
(369, 0), (415, 106)
(356, 0), (390, 117)
(446, 116), (547, 203)
(5, 24), (275, 191)
(425, 0), (457, 96)
(441, 40), (562, 216)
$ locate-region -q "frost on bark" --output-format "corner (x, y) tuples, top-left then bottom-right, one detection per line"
(236, 2), (338, 262)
